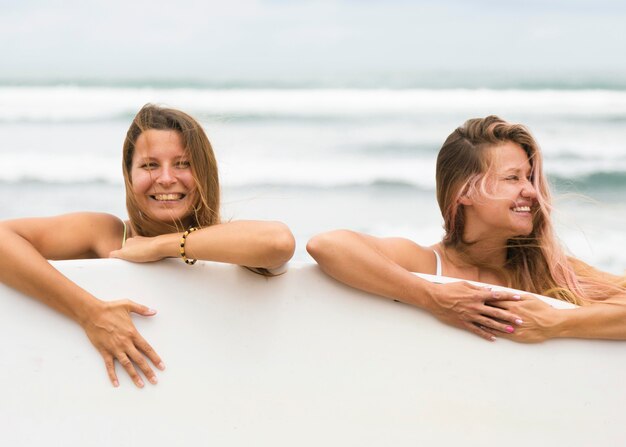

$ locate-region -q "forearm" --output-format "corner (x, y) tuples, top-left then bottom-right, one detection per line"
(153, 221), (295, 269)
(0, 227), (102, 324)
(307, 230), (435, 309)
(553, 301), (626, 340)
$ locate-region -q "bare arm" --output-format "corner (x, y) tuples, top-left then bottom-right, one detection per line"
(306, 230), (523, 341)
(110, 220), (295, 270)
(495, 295), (626, 342)
(0, 214), (164, 387)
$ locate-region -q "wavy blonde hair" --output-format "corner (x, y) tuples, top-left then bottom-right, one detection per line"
(122, 104), (220, 237)
(436, 115), (625, 305)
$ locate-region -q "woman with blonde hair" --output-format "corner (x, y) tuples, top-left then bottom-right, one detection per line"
(0, 104), (295, 387)
(307, 115), (626, 342)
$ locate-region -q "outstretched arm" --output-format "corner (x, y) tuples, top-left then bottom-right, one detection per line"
(306, 230), (523, 341)
(110, 220), (295, 270)
(494, 295), (626, 342)
(0, 214), (164, 387)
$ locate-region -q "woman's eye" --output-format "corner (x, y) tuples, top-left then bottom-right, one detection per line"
(505, 175), (519, 181)
(141, 162), (158, 170)
(176, 160), (191, 168)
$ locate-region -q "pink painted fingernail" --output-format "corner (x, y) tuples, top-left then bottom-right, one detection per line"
(513, 294), (521, 300)
(515, 318), (524, 325)
(490, 336), (497, 341)
(149, 376), (158, 385)
(506, 326), (515, 333)
(137, 379), (145, 387)
(158, 362), (166, 370)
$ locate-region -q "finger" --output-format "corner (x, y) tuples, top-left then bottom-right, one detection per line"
(482, 306), (524, 326)
(128, 301), (157, 316)
(475, 315), (516, 334)
(484, 289), (522, 302)
(463, 321), (497, 342)
(135, 334), (165, 371)
(109, 250), (120, 258)
(127, 347), (158, 385)
(116, 353), (145, 388)
(101, 352), (119, 387)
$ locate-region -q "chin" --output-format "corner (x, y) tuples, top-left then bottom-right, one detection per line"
(142, 206), (194, 225)
(512, 226), (534, 238)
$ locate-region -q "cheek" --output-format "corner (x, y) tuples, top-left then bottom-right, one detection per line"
(487, 182), (515, 204)
(130, 170), (152, 195)
(181, 172), (198, 192)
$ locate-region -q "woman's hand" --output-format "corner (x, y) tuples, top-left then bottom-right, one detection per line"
(490, 295), (561, 343)
(428, 282), (524, 341)
(110, 236), (163, 263)
(82, 300), (165, 387)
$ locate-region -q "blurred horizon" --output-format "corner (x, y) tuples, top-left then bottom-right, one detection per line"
(2, 71), (626, 90)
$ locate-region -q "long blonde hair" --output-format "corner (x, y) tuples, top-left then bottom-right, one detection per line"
(122, 104), (220, 237)
(436, 115), (625, 304)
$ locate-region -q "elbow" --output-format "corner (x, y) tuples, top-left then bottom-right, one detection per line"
(267, 222), (296, 268)
(306, 229), (353, 265)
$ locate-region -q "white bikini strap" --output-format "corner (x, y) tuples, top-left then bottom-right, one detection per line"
(433, 249), (442, 276)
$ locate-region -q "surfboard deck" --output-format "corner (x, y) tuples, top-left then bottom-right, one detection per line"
(415, 272), (577, 309)
(1, 259), (622, 446)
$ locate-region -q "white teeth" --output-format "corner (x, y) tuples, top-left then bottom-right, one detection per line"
(153, 193), (183, 201)
(512, 206), (531, 212)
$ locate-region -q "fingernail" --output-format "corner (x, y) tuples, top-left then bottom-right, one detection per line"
(505, 326), (515, 333)
(137, 379), (145, 387)
(513, 294), (521, 300)
(113, 380), (119, 388)
(515, 318), (524, 325)
(149, 376), (158, 385)
(492, 291), (501, 298)
(148, 308), (157, 314)
(158, 362), (166, 370)
(490, 336), (497, 341)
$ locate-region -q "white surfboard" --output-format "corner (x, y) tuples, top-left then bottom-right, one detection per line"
(1, 259), (622, 447)
(414, 272), (577, 309)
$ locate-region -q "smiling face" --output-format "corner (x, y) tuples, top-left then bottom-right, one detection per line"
(461, 141), (537, 242)
(130, 129), (198, 224)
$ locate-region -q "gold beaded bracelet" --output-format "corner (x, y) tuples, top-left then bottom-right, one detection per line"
(179, 226), (198, 265)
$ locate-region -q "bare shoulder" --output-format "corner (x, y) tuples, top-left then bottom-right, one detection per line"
(371, 236), (439, 274)
(3, 212), (124, 259)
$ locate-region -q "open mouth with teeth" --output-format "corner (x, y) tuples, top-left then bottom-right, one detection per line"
(150, 193), (186, 202)
(511, 205), (532, 214)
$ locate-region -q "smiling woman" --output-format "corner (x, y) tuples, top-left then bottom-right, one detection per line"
(130, 129), (199, 226)
(307, 115), (626, 343)
(0, 104), (295, 388)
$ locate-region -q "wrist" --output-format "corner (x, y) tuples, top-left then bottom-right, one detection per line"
(155, 233), (181, 259)
(549, 308), (575, 339)
(408, 277), (438, 311)
(74, 294), (106, 326)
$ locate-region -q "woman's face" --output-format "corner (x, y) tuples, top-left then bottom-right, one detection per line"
(462, 141), (538, 241)
(130, 129), (197, 224)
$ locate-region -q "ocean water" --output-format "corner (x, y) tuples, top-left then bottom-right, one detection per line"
(1, 84), (625, 273)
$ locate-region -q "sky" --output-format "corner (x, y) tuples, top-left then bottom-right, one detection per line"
(1, 0), (626, 85)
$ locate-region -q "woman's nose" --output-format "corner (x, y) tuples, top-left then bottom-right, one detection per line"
(521, 179), (537, 199)
(157, 166), (176, 185)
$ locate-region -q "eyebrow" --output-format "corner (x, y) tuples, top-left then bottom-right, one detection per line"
(500, 165), (532, 175)
(136, 155), (189, 161)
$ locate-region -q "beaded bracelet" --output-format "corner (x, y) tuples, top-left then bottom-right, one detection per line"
(179, 226), (198, 265)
